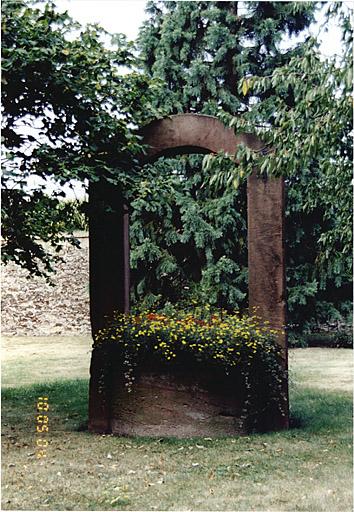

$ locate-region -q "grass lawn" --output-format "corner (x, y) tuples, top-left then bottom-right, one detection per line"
(2, 337), (353, 511)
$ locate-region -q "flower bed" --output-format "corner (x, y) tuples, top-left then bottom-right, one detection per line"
(89, 308), (287, 436)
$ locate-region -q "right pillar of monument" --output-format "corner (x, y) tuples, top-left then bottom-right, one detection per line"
(247, 171), (289, 429)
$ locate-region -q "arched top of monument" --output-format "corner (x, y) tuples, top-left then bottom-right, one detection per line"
(140, 113), (265, 161)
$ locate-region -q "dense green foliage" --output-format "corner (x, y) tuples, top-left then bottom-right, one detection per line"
(133, 1), (352, 331)
(138, 1), (315, 115)
(288, 330), (353, 349)
(130, 154), (248, 309)
(1, 0), (152, 279)
(2, 1), (352, 332)
(214, 5), (353, 330)
(133, 1), (315, 317)
(2, 191), (82, 277)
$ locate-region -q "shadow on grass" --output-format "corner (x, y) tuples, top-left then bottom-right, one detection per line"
(289, 385), (352, 435)
(2, 379), (89, 434)
(2, 378), (352, 438)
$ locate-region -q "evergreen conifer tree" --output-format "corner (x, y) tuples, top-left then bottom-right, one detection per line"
(138, 1), (316, 115)
(133, 1), (350, 334)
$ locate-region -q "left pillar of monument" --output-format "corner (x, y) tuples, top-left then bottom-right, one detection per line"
(88, 180), (130, 433)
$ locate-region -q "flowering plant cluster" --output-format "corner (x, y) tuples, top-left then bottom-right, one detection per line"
(94, 306), (287, 423)
(95, 306), (280, 367)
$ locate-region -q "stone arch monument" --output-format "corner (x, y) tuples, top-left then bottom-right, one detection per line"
(88, 114), (288, 434)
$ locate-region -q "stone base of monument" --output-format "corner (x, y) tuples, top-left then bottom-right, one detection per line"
(110, 362), (245, 437)
(88, 347), (287, 437)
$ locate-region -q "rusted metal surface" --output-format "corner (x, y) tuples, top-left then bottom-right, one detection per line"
(88, 113), (288, 434)
(247, 172), (289, 428)
(89, 181), (130, 336)
(88, 181), (130, 430)
(88, 344), (112, 434)
(247, 173), (286, 338)
(110, 360), (246, 437)
(141, 113), (264, 160)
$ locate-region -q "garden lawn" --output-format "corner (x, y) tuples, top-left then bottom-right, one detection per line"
(2, 338), (353, 511)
